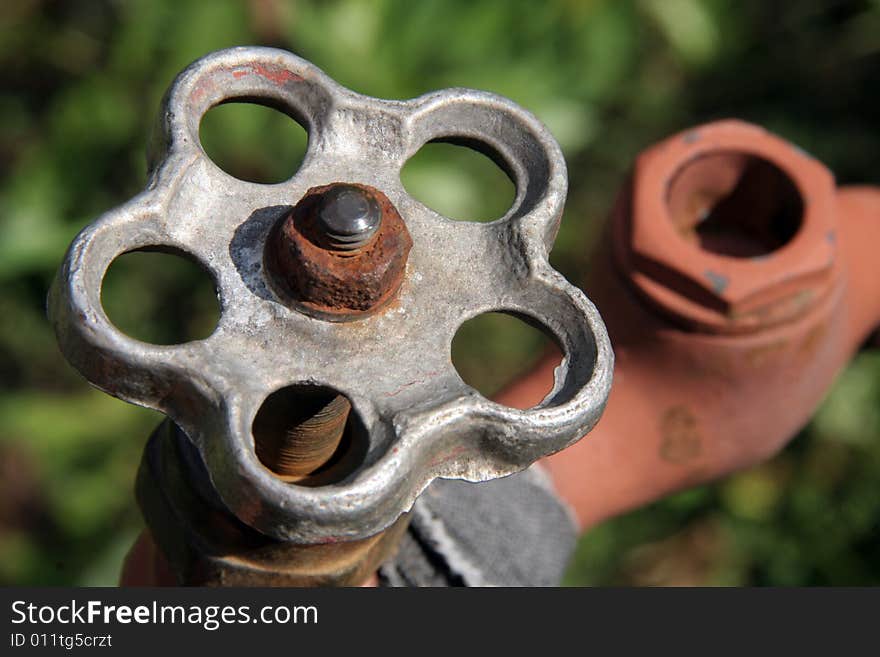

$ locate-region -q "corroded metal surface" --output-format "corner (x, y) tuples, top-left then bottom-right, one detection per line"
(137, 420), (407, 586)
(265, 182), (412, 319)
(252, 388), (351, 481)
(48, 47), (613, 544)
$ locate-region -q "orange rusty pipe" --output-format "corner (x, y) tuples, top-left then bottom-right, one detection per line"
(498, 120), (880, 530)
(837, 186), (880, 344)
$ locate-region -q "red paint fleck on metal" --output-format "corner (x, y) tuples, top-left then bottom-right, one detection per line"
(250, 63), (304, 86)
(384, 369), (442, 398)
(189, 77), (214, 106)
(225, 63), (303, 86)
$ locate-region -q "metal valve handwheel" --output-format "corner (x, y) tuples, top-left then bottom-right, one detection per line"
(48, 48), (613, 556)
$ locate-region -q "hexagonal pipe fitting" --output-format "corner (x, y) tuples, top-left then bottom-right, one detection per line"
(614, 119), (840, 333)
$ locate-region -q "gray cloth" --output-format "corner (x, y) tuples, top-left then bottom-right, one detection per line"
(378, 465), (577, 587)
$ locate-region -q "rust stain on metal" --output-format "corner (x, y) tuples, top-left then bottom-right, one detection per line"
(680, 350), (736, 386)
(384, 369), (443, 398)
(265, 182), (412, 320)
(797, 320), (829, 359)
(744, 339), (787, 368)
(658, 405), (702, 464)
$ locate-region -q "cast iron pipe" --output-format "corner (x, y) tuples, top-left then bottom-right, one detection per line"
(500, 120), (880, 529)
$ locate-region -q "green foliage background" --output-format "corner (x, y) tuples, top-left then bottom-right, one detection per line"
(1, 0), (878, 585)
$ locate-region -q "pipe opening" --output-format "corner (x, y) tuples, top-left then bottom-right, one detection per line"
(666, 152), (803, 258)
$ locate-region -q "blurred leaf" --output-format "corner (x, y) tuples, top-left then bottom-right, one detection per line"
(401, 142), (516, 222)
(812, 351), (880, 446)
(641, 0), (721, 68)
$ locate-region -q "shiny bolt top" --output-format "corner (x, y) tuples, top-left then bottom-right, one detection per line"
(317, 184), (382, 251)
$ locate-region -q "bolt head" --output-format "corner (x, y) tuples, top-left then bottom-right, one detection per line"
(317, 185), (382, 251)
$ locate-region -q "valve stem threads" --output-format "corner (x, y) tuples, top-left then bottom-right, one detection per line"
(253, 390), (351, 481)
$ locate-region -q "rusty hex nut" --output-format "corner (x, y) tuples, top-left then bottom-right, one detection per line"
(265, 183), (412, 320)
(614, 120), (840, 333)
